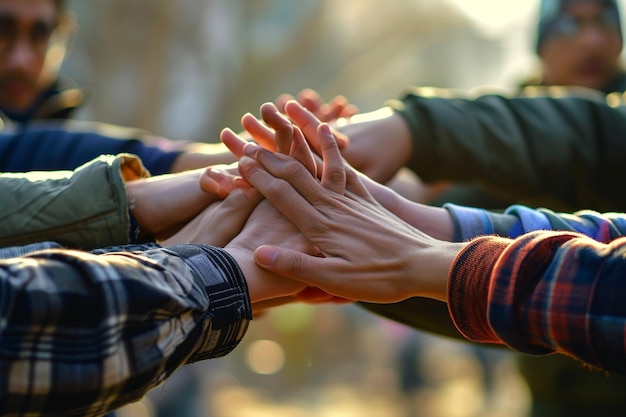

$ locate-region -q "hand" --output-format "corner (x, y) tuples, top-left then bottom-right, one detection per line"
(318, 106), (414, 184)
(238, 122), (463, 303)
(217, 105), (357, 306)
(276, 88), (358, 123)
(262, 101), (455, 240)
(224, 197), (322, 304)
(161, 181), (263, 247)
(125, 169), (221, 241)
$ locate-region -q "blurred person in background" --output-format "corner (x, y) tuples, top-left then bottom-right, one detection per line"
(0, 0), (79, 122)
(0, 0), (242, 179)
(528, 0), (624, 92)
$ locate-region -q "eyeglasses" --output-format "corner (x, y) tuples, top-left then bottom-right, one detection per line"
(549, 10), (620, 40)
(0, 15), (56, 56)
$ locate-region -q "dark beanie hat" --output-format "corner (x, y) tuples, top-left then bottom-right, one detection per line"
(536, 0), (623, 52)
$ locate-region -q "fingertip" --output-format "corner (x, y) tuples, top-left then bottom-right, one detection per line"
(240, 113), (260, 130)
(318, 123), (332, 136)
(284, 99), (301, 113)
(199, 168), (226, 197)
(255, 245), (280, 266)
(260, 101), (278, 113)
(219, 127), (235, 140)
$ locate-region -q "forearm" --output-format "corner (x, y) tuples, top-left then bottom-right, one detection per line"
(169, 142), (237, 172)
(358, 172), (454, 240)
(448, 231), (626, 375)
(0, 243), (250, 416)
(336, 109), (413, 183)
(126, 168), (219, 240)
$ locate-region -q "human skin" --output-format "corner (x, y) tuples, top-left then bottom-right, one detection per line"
(539, 1), (623, 91)
(154, 88), (358, 173)
(235, 101), (453, 241)
(0, 0), (57, 112)
(125, 168), (221, 241)
(211, 101), (463, 304)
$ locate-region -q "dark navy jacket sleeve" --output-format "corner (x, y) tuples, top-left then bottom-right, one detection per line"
(0, 123), (182, 175)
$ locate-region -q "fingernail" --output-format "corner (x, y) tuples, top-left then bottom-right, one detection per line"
(243, 142), (261, 157)
(319, 123), (332, 135)
(256, 245), (279, 266)
(200, 171), (221, 194)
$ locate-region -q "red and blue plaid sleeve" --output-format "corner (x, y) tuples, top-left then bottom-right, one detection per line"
(448, 231), (626, 376)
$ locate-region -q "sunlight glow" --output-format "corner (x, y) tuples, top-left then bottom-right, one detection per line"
(445, 0), (540, 35)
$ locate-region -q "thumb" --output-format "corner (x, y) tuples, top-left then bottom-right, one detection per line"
(254, 245), (322, 286)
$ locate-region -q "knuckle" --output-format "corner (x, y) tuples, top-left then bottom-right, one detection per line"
(326, 166), (346, 185)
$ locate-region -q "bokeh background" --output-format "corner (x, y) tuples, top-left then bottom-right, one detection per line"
(64, 0), (541, 142)
(58, 1), (622, 416)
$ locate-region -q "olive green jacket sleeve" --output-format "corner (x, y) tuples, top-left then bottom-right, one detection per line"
(0, 154), (149, 250)
(388, 86), (626, 212)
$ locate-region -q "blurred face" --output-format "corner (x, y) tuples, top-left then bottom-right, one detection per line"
(0, 0), (57, 112)
(539, 1), (623, 91)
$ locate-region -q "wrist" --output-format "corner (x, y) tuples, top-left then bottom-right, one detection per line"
(412, 241), (465, 302)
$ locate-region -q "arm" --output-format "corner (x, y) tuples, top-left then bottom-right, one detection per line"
(169, 141), (237, 172)
(0, 120), (237, 175)
(446, 203), (626, 242)
(340, 88), (626, 212)
(449, 230), (626, 375)
(234, 105), (626, 374)
(0, 154), (140, 249)
(0, 154), (222, 250)
(0, 243), (250, 416)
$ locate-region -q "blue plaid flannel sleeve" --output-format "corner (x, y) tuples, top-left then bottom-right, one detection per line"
(0, 243), (251, 417)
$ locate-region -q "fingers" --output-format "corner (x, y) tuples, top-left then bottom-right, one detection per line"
(161, 184), (262, 247)
(290, 126), (318, 178)
(323, 95), (359, 121)
(284, 100), (350, 151)
(255, 245), (330, 285)
(239, 103), (297, 154)
(317, 123), (346, 194)
(202, 186), (263, 247)
(256, 102), (319, 176)
(296, 88), (323, 114)
(220, 127), (249, 159)
(200, 167), (250, 198)
(259, 102), (293, 155)
(241, 113), (277, 152)
(283, 100), (324, 153)
(275, 93), (295, 113)
(240, 121), (346, 200)
(238, 154), (323, 231)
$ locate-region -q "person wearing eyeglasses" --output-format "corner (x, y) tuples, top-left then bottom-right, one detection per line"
(529, 0), (624, 93)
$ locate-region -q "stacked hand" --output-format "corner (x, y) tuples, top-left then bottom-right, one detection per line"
(205, 100), (463, 305)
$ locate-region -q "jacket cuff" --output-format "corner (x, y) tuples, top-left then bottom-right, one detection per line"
(447, 236), (510, 344)
(166, 244), (252, 360)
